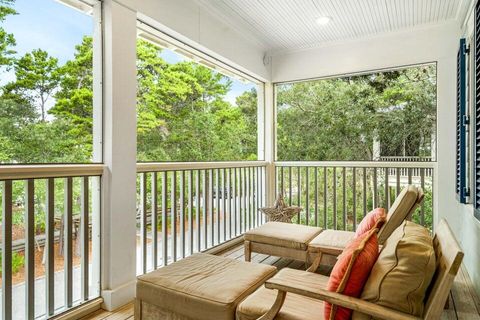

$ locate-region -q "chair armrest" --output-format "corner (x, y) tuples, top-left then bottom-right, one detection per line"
(265, 268), (420, 320)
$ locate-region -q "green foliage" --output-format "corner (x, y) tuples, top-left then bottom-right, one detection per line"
(0, 251), (24, 274)
(136, 39), (257, 161)
(277, 65), (436, 161)
(0, 0), (16, 69)
(4, 49), (61, 121)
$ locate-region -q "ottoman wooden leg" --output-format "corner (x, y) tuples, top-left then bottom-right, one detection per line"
(307, 252), (322, 272)
(244, 240), (251, 262)
(134, 298), (142, 319)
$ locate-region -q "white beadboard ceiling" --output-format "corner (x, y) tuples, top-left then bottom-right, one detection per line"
(198, 0), (472, 54)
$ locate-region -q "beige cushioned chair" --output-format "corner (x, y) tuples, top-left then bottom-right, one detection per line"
(244, 185), (424, 269)
(236, 219), (463, 320)
(135, 253), (276, 320)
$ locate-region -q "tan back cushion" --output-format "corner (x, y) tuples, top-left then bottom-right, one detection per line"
(377, 185), (418, 244)
(352, 221), (436, 320)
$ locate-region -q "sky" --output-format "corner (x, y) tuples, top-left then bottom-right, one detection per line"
(2, 0), (255, 106)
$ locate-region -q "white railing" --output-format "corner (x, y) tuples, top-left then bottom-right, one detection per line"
(0, 164), (103, 320)
(135, 161), (267, 274)
(274, 161), (435, 231)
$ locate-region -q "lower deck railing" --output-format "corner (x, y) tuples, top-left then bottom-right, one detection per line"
(0, 165), (103, 320)
(136, 162), (267, 274)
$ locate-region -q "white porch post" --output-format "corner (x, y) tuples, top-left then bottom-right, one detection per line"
(101, 0), (138, 311)
(264, 82), (276, 206)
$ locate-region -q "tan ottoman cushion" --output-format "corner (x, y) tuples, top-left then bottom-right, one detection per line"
(244, 222), (322, 250)
(136, 253), (277, 320)
(236, 271), (329, 320)
(353, 221), (436, 319)
(308, 230), (355, 253)
(378, 185), (419, 244)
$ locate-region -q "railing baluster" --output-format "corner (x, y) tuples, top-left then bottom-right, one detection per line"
(180, 171), (185, 258)
(222, 168), (226, 241)
(140, 173), (147, 273)
(46, 178), (55, 316)
(215, 169), (220, 244)
(289, 166), (293, 206)
(64, 177), (73, 307)
(209, 169), (214, 247)
(373, 168), (378, 209)
(171, 171), (177, 262)
(280, 166), (284, 195)
(314, 167), (318, 227)
(241, 167), (246, 232)
(408, 168), (413, 184)
(342, 167), (346, 230)
(216, 169), (223, 244)
(297, 166), (301, 223)
(323, 167), (327, 229)
(305, 167), (309, 226)
(352, 168), (356, 231)
(2, 180), (12, 320)
(384, 167), (389, 210)
(245, 168), (252, 230)
(260, 167), (264, 223)
(251, 167), (254, 229)
(195, 170), (200, 253)
(333, 167), (337, 230)
(162, 171), (168, 266)
(275, 166), (278, 197)
(362, 167), (367, 217)
(235, 167), (239, 234)
(228, 168), (232, 238)
(189, 170), (193, 255)
(151, 172), (158, 268)
(203, 170), (208, 249)
(24, 179), (35, 318)
(81, 176), (89, 300)
(396, 167), (401, 196)
(421, 168), (425, 226)
(252, 167), (260, 227)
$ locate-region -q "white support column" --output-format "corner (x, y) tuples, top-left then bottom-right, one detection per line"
(264, 82), (276, 206)
(101, 0), (138, 311)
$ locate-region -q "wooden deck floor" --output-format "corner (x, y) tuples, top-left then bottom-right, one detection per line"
(81, 244), (480, 320)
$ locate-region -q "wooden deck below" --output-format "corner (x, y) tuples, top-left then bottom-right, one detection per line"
(81, 244), (480, 320)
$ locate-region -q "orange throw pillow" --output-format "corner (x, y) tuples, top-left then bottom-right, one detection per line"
(355, 208), (387, 237)
(325, 228), (379, 320)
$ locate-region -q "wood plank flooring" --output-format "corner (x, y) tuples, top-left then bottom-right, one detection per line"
(81, 244), (480, 320)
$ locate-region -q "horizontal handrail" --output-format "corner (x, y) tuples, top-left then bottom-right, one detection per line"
(275, 161), (436, 169)
(0, 164), (105, 180)
(137, 161), (268, 172)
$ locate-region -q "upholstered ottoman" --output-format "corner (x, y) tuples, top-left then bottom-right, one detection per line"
(135, 253), (277, 320)
(244, 221), (322, 262)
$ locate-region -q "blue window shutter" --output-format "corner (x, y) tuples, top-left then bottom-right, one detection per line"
(456, 38), (467, 203)
(475, 2), (480, 220)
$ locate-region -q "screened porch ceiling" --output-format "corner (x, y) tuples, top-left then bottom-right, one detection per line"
(198, 0), (472, 53)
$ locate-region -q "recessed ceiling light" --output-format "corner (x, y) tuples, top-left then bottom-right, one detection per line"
(316, 16), (332, 26)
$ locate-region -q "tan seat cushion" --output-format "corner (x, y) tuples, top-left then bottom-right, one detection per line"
(136, 253), (277, 320)
(236, 273), (329, 320)
(377, 185), (419, 244)
(244, 222), (322, 250)
(353, 221), (436, 319)
(308, 230), (355, 253)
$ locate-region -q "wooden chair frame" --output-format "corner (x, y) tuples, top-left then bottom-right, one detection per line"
(255, 219), (464, 320)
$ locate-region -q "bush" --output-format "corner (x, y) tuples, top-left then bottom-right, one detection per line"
(0, 251), (25, 274)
